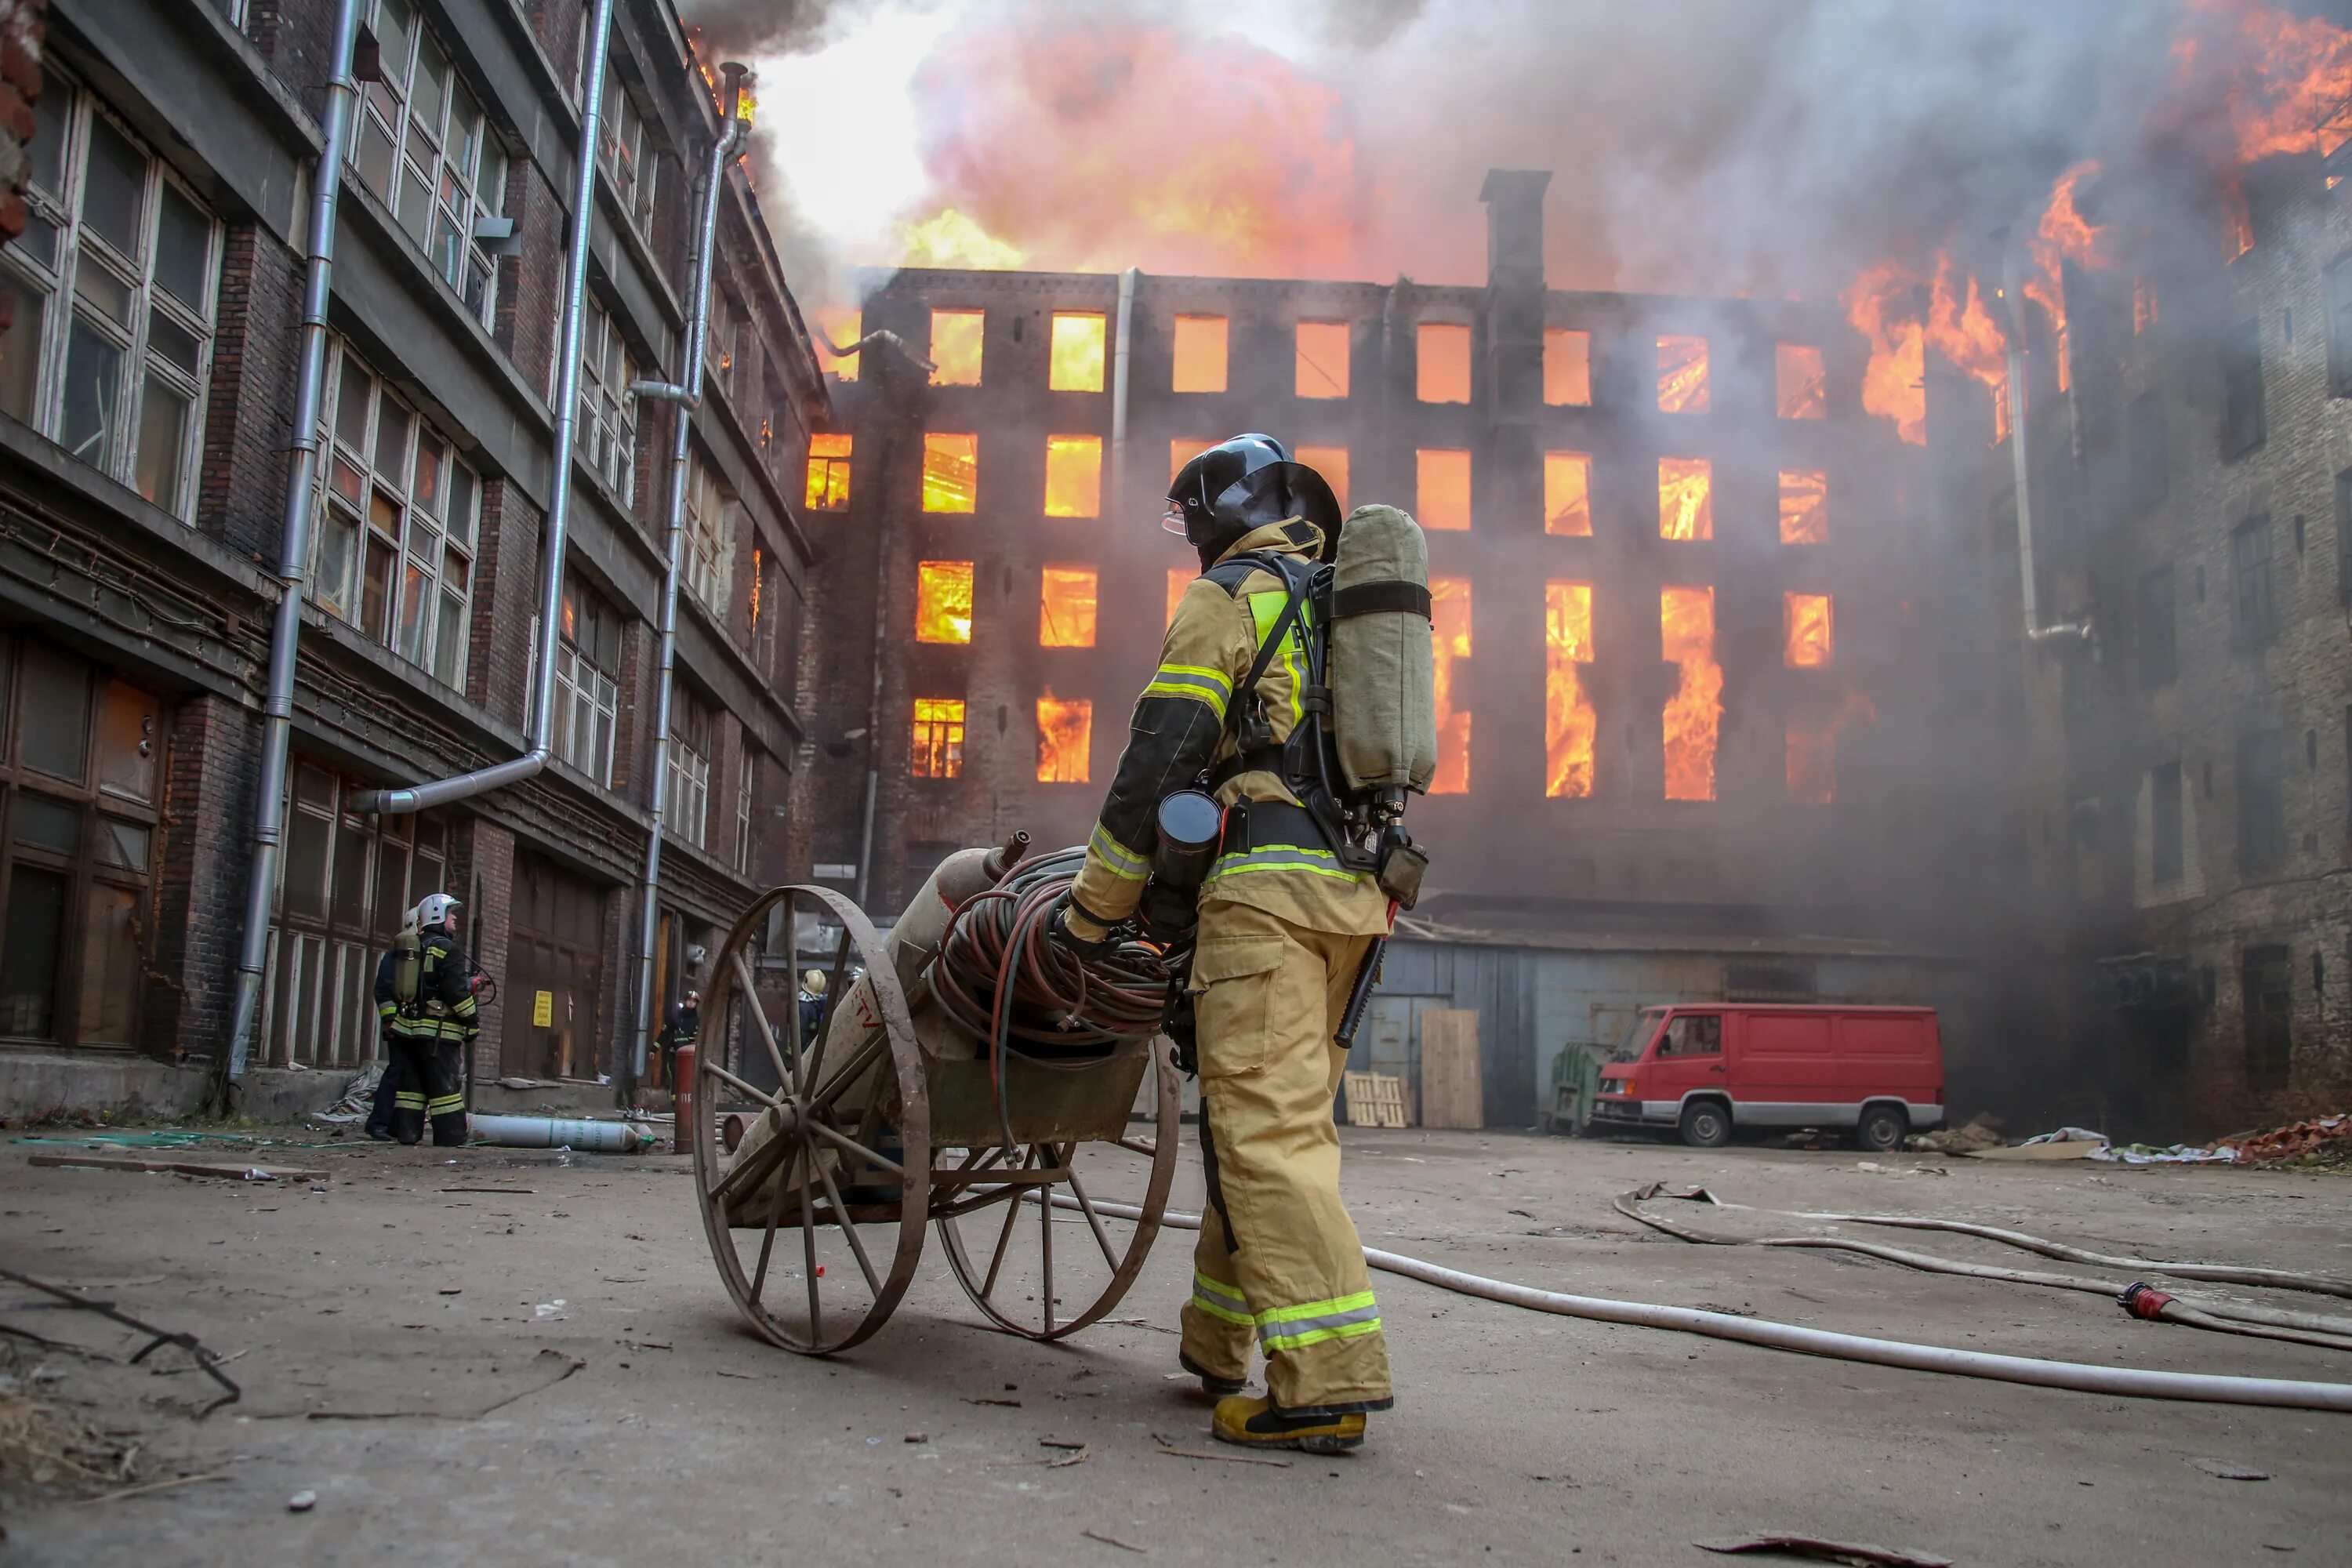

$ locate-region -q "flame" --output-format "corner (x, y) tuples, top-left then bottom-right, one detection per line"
(1044, 435), (1102, 517)
(2222, 175), (2255, 258)
(2183, 0), (2352, 165)
(930, 308), (985, 386)
(816, 307), (862, 380)
(1429, 576), (1472, 795)
(1784, 592), (1834, 668)
(1036, 694), (1092, 783)
(735, 82), (758, 129)
(1417, 448), (1472, 532)
(1296, 321), (1350, 399)
(912, 697), (966, 779)
(1926, 254), (2008, 408)
(1779, 469), (1827, 545)
(1776, 343), (1827, 420)
(805, 432), (852, 510)
(1843, 263), (1926, 445)
(1661, 586), (1722, 803)
(1544, 329), (1592, 407)
(1049, 311), (1106, 393)
(901, 209), (1028, 270)
(921, 433), (978, 513)
(1544, 583), (1596, 800)
(1418, 323), (1473, 404)
(1787, 691), (1876, 805)
(2134, 278), (2160, 335)
(1656, 336), (1710, 414)
(1172, 314), (1229, 394)
(2023, 161), (2111, 393)
(915, 561), (974, 644)
(1544, 452), (1592, 537)
(1040, 563), (1098, 648)
(1658, 457), (1712, 541)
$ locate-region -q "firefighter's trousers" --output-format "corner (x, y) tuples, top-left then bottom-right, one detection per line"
(387, 1031), (468, 1146)
(1178, 901), (1392, 1415)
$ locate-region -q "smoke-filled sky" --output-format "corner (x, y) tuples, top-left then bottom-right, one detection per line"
(683, 0), (2347, 307)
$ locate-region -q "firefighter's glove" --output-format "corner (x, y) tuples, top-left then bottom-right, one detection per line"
(1047, 896), (1121, 963)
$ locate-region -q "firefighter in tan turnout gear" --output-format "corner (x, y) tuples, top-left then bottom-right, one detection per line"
(374, 892), (481, 1146)
(1053, 434), (1434, 1454)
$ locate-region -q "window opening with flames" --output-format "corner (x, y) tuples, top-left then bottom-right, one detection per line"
(1036, 695), (1092, 782)
(1544, 452), (1592, 536)
(1044, 434), (1102, 517)
(1430, 575), (1472, 793)
(1784, 592), (1834, 668)
(1657, 336), (1709, 413)
(1776, 343), (1827, 419)
(1296, 321), (1349, 398)
(1661, 586), (1722, 802)
(1544, 328), (1591, 406)
(805, 432), (851, 511)
(1545, 582), (1596, 799)
(1418, 448), (1471, 532)
(1788, 692), (1875, 805)
(1050, 312), (1105, 392)
(912, 698), (964, 779)
(1172, 315), (1227, 392)
(923, 433), (977, 513)
(1040, 564), (1098, 648)
(1779, 468), (1827, 544)
(1418, 322), (1472, 404)
(930, 308), (983, 386)
(1659, 457), (1712, 540)
(915, 561), (973, 644)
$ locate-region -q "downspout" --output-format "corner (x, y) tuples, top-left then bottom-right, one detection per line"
(1999, 243), (2093, 649)
(1109, 267), (1137, 524)
(350, 0), (618, 814)
(219, 0), (362, 1094)
(626, 65), (749, 1086)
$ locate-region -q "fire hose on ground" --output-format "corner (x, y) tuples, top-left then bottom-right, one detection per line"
(1048, 1194), (2352, 1415)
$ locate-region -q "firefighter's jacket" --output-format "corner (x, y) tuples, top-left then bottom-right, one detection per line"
(1071, 521), (1390, 938)
(374, 929), (481, 1045)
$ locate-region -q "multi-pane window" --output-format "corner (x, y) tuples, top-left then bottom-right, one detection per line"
(351, 0), (507, 325)
(911, 697), (964, 779)
(683, 454), (736, 615)
(580, 299), (637, 499)
(666, 695), (710, 849)
(708, 288), (739, 401)
(2242, 945), (2292, 1091)
(2138, 564), (2176, 688)
(733, 750), (756, 874)
(0, 70), (221, 520)
(0, 633), (163, 1049)
(2221, 318), (2264, 459)
(554, 574), (622, 785)
(805, 432), (851, 510)
(311, 342), (480, 688)
(2231, 514), (2275, 649)
(594, 63), (658, 238)
(2238, 729), (2286, 873)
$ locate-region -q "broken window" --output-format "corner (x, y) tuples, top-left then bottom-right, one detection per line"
(1544, 582), (1595, 800)
(2242, 945), (2292, 1091)
(1044, 434), (1102, 517)
(1784, 593), (1833, 668)
(2221, 318), (2263, 458)
(1657, 336), (1709, 413)
(1778, 469), (1827, 544)
(1036, 695), (1091, 783)
(804, 432), (851, 511)
(2151, 760), (2184, 885)
(922, 432), (978, 514)
(1417, 322), (1472, 404)
(1417, 448), (1471, 532)
(1544, 328), (1591, 406)
(1296, 320), (1350, 398)
(818, 307), (860, 379)
(2231, 514), (2274, 648)
(1658, 457), (1712, 540)
(1171, 314), (1227, 393)
(914, 561), (974, 645)
(1296, 445), (1348, 511)
(1039, 564), (1098, 648)
(911, 698), (965, 779)
(2138, 564), (2176, 688)
(2128, 392), (2166, 513)
(1429, 576), (1472, 793)
(1776, 343), (1826, 419)
(1544, 452), (1592, 537)
(1166, 568), (1190, 628)
(929, 308), (984, 387)
(2238, 728), (2285, 873)
(1049, 311), (1105, 393)
(1661, 586), (1722, 802)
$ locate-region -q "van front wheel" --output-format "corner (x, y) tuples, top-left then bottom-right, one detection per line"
(1855, 1104), (1907, 1152)
(1677, 1101), (1732, 1149)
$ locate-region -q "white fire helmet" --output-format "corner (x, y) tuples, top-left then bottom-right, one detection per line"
(412, 892), (461, 932)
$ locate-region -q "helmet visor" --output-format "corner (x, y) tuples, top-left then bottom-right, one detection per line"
(1160, 499), (1189, 538)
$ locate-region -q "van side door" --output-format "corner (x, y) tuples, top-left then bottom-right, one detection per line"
(1643, 1011), (1726, 1113)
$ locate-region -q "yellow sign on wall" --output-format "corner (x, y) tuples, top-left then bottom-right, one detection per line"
(532, 990), (554, 1028)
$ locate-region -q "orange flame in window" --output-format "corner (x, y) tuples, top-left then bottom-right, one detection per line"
(1430, 576), (1472, 794)
(1036, 693), (1092, 783)
(1779, 469), (1827, 545)
(1656, 336), (1710, 414)
(1544, 583), (1595, 800)
(1658, 458), (1712, 541)
(1044, 435), (1102, 517)
(915, 561), (974, 644)
(1661, 586), (1722, 803)
(1787, 691), (1877, 805)
(1784, 593), (1834, 669)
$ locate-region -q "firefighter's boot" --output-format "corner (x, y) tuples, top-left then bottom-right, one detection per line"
(1211, 1393), (1366, 1454)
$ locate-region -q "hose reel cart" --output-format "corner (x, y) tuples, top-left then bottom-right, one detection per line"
(690, 839), (1181, 1353)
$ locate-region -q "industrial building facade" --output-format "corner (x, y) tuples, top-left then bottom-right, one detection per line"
(794, 172), (2020, 1127)
(0, 0), (824, 1112)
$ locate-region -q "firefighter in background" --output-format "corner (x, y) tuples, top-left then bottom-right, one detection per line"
(372, 892), (480, 1146)
(1051, 435), (1392, 1454)
(659, 988), (700, 1087)
(797, 969), (828, 1050)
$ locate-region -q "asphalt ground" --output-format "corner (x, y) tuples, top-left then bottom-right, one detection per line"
(1, 1125), (2347, 1566)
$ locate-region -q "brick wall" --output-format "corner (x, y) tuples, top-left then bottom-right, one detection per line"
(0, 0), (44, 299)
(449, 815), (515, 1082)
(150, 694), (263, 1062)
(199, 226), (305, 564)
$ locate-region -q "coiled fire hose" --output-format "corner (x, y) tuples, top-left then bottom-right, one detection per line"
(927, 849), (1172, 1151)
(1054, 1194), (2352, 1414)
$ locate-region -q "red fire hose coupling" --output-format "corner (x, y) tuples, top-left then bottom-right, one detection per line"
(2119, 1280), (2176, 1320)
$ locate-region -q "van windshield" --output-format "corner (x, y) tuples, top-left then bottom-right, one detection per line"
(1611, 1008), (1667, 1063)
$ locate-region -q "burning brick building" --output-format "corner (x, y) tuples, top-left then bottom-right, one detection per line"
(793, 170), (2014, 1125)
(0, 0), (824, 1113)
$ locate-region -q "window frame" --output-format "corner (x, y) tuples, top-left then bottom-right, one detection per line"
(2326, 249), (2352, 398)
(2126, 390), (2167, 513)
(0, 67), (223, 521)
(732, 747), (756, 874)
(553, 574), (622, 786)
(2150, 760), (2183, 886)
(593, 59), (659, 239)
(579, 296), (638, 501)
(2230, 514), (2276, 651)
(2241, 945), (2292, 1092)
(664, 695), (711, 849)
(2237, 728), (2286, 875)
(2137, 563), (2176, 688)
(911, 697), (965, 780)
(683, 452), (736, 616)
(2221, 318), (2265, 459)
(805, 432), (851, 511)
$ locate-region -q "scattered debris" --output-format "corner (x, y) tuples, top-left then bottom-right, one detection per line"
(2225, 1113), (2350, 1167)
(0, 1267), (240, 1417)
(1083, 1527), (1148, 1552)
(1047, 1448), (1089, 1468)
(2190, 1458), (2270, 1481)
(82, 1472), (230, 1505)
(1907, 1117), (2003, 1155)
(533, 1301), (568, 1321)
(1155, 1445), (1292, 1468)
(28, 1152), (328, 1182)
(904, 1432), (929, 1443)
(1696, 1535), (1951, 1566)
(289, 1488), (317, 1511)
(441, 1187), (536, 1196)
(967, 1396), (1022, 1407)
(1040, 1437), (1088, 1450)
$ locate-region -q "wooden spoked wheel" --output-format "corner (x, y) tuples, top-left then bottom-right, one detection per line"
(936, 1039), (1181, 1340)
(691, 884), (931, 1356)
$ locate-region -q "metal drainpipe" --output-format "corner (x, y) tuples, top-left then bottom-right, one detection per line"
(220, 0), (362, 1091)
(1109, 267), (1137, 522)
(349, 0), (617, 815)
(626, 66), (749, 1084)
(1999, 244), (2093, 648)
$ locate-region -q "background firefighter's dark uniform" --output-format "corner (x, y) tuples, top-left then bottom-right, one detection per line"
(373, 928), (478, 1145)
(1069, 516), (1394, 1417)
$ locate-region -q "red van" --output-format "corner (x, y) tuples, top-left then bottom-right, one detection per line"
(1586, 1004), (1944, 1150)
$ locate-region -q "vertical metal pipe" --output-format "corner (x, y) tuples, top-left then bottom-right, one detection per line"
(350, 0), (616, 814)
(630, 69), (748, 1083)
(1999, 246), (2042, 638)
(220, 0), (362, 1091)
(1109, 266), (1137, 519)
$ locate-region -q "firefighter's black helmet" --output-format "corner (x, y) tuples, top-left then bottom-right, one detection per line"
(1165, 434), (1342, 568)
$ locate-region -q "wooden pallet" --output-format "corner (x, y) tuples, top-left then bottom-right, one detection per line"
(1341, 1072), (1409, 1129)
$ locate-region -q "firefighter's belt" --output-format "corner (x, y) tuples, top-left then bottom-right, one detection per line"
(1217, 798), (1331, 858)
